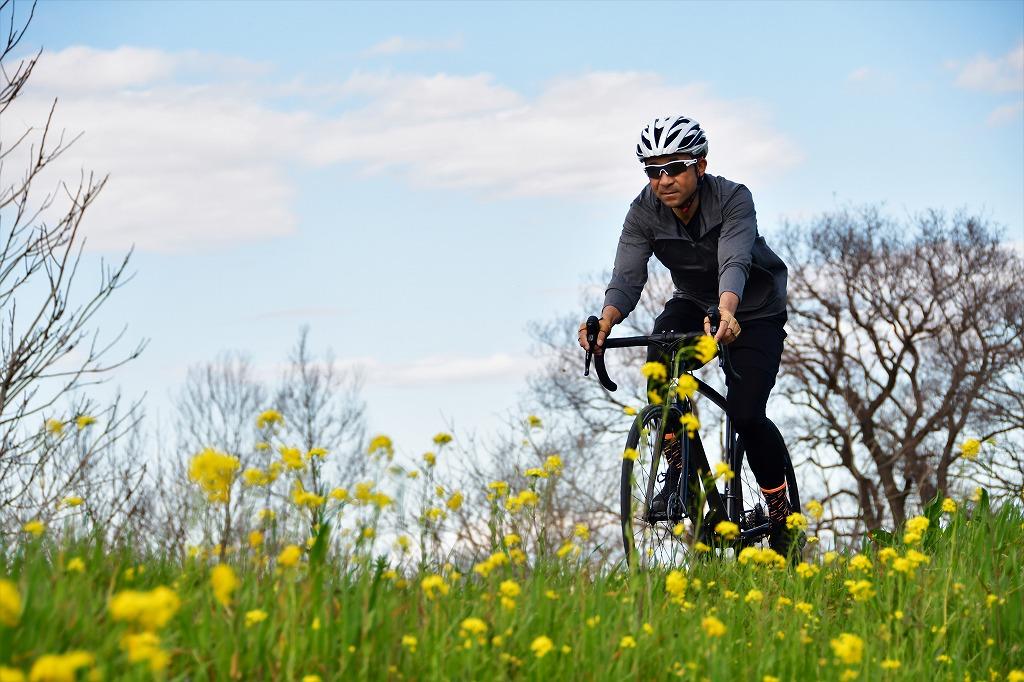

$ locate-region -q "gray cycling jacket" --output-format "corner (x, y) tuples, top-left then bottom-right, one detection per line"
(603, 173), (788, 323)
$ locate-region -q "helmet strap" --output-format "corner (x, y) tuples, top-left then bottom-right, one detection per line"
(679, 169), (703, 212)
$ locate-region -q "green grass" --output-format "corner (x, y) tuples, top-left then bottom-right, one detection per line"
(2, 499), (1022, 681)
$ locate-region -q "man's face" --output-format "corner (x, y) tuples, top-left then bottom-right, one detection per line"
(644, 153), (707, 209)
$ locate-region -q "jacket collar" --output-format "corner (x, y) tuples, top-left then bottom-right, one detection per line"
(640, 173), (723, 241)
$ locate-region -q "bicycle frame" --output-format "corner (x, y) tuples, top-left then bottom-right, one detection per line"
(586, 316), (773, 545)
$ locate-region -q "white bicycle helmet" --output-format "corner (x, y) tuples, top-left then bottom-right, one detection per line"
(636, 115), (708, 161)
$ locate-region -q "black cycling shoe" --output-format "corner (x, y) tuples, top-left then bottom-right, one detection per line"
(768, 520), (807, 565)
(648, 436), (683, 515)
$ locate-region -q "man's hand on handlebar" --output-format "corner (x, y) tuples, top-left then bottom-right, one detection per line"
(578, 306), (621, 355)
(579, 317), (612, 355)
(704, 307), (741, 345)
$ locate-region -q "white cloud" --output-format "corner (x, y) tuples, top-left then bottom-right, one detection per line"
(947, 42), (1024, 93)
(847, 67), (870, 82)
(5, 46), (802, 254)
(986, 101), (1024, 127)
(362, 36), (463, 57)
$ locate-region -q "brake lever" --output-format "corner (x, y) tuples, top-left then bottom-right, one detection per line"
(583, 316), (599, 377)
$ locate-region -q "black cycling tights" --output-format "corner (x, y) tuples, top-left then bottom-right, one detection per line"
(646, 298), (790, 490)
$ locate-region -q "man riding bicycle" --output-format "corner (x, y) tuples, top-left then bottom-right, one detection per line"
(578, 115), (802, 556)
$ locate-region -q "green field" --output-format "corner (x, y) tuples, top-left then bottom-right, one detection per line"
(2, 465), (1022, 681)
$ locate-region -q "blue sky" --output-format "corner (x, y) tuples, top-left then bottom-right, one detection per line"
(11, 0), (1023, 456)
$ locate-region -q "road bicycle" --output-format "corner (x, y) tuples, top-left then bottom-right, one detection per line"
(583, 307), (800, 567)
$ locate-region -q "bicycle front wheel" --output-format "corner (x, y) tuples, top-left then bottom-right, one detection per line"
(619, 403), (697, 567)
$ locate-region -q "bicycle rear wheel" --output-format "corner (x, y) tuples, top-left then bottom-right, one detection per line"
(686, 380), (801, 547)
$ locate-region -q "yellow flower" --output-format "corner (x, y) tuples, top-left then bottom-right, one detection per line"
(277, 545), (302, 568)
(210, 564), (238, 608)
(878, 548), (897, 564)
(248, 530), (264, 549)
(245, 609), (268, 627)
(849, 555), (872, 572)
(665, 571), (687, 599)
(22, 521), (45, 537)
(556, 541), (580, 558)
(640, 362), (668, 382)
(28, 651), (95, 681)
(432, 432), (453, 446)
(619, 635), (637, 649)
(701, 616), (726, 637)
(935, 654), (951, 664)
(796, 562), (820, 578)
(676, 374), (698, 399)
(714, 520), (739, 540)
(188, 448), (240, 503)
(806, 500), (824, 520)
(74, 415), (96, 430)
(622, 448), (639, 461)
(291, 481), (326, 508)
(543, 454), (563, 474)
(905, 516), (929, 535)
(830, 633), (864, 664)
(959, 438), (981, 460)
(499, 580), (521, 599)
(0, 667), (24, 682)
(367, 434), (394, 458)
(823, 551), (838, 565)
(460, 617), (488, 636)
(242, 468), (270, 487)
(0, 579), (22, 627)
(401, 634), (417, 652)
(691, 335), (716, 364)
(1008, 671), (1024, 682)
(256, 409), (284, 430)
(527, 415), (542, 428)
(307, 447), (328, 459)
(328, 487), (349, 502)
(574, 523), (590, 540)
(623, 406), (638, 415)
(420, 574), (449, 600)
(642, 622), (655, 635)
(905, 549), (930, 567)
(844, 579), (876, 602)
(524, 467), (548, 478)
(880, 659), (901, 670)
(680, 413), (700, 436)
(530, 636), (554, 658)
(280, 446), (305, 470)
(941, 498), (957, 514)
(648, 390), (664, 405)
(302, 676), (321, 682)
(714, 462), (734, 480)
(422, 451), (436, 466)
(45, 419), (64, 435)
(786, 512), (808, 531)
(255, 441), (271, 451)
(108, 586), (180, 631)
(66, 558), (85, 573)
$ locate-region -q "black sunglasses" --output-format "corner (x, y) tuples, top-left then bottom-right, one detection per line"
(643, 158), (699, 179)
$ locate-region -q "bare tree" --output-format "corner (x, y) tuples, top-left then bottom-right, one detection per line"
(0, 1), (147, 535)
(275, 326), (367, 502)
(173, 351), (268, 550)
(777, 208), (1024, 535)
